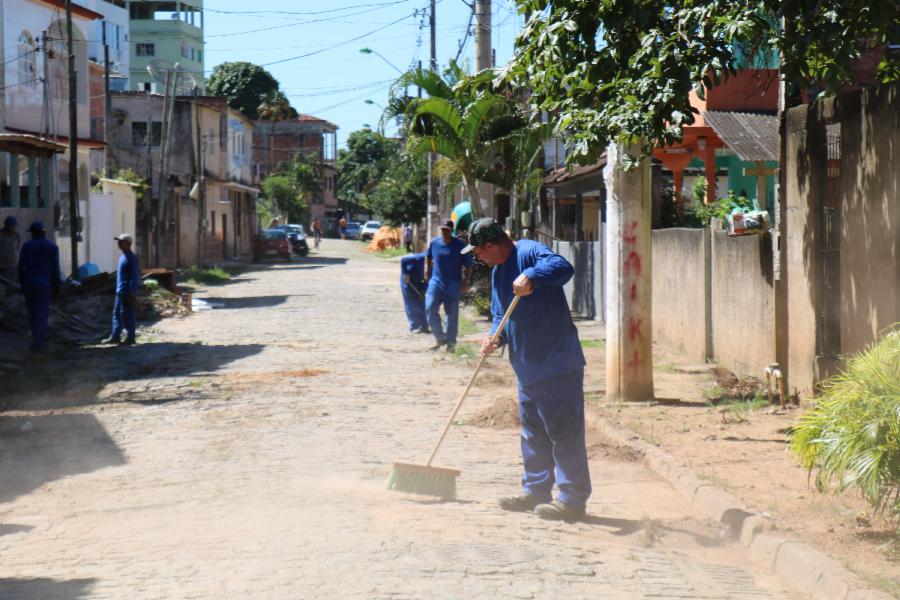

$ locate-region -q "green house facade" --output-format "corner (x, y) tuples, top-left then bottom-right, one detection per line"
(127, 0), (204, 93)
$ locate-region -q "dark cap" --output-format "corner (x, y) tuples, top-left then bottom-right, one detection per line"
(440, 219), (454, 230)
(3, 216), (17, 227)
(461, 218), (504, 254)
(29, 221), (45, 232)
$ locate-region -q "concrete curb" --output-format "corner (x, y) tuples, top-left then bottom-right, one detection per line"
(593, 417), (892, 600)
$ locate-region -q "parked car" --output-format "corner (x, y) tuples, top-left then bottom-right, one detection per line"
(360, 220), (382, 241)
(273, 224), (309, 256)
(343, 221), (362, 240)
(253, 229), (293, 262)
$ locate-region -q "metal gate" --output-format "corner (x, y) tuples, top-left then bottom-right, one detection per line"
(818, 122), (842, 358)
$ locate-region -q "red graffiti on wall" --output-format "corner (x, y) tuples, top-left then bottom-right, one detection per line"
(624, 251), (642, 277)
(628, 317), (644, 341)
(626, 350), (643, 373)
(622, 220), (639, 245)
(629, 283), (638, 302)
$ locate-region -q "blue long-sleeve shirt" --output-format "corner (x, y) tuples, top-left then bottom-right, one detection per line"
(116, 250), (140, 295)
(400, 253), (426, 294)
(18, 238), (60, 288)
(426, 236), (472, 295)
(489, 240), (585, 386)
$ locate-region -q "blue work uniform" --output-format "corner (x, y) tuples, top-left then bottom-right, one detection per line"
(425, 235), (472, 346)
(17, 237), (60, 350)
(400, 253), (428, 332)
(110, 250), (140, 342)
(490, 240), (591, 509)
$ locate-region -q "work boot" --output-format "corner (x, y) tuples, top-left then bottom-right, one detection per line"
(445, 344), (456, 354)
(100, 336), (120, 345)
(429, 342), (445, 351)
(533, 500), (586, 521)
(120, 338), (136, 346)
(498, 494), (544, 513)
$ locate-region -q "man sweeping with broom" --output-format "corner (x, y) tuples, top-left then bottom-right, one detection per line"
(466, 218), (591, 521)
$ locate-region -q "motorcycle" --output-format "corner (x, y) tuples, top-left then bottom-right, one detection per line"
(286, 231), (309, 257)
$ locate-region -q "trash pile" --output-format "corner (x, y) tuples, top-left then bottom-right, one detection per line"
(365, 226), (402, 252)
(0, 269), (189, 371)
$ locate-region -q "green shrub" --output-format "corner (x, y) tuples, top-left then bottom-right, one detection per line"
(790, 328), (900, 520)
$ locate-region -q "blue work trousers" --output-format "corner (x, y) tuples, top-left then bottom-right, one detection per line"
(518, 368), (592, 509)
(425, 286), (460, 346)
(401, 282), (428, 332)
(111, 293), (136, 341)
(23, 281), (51, 350)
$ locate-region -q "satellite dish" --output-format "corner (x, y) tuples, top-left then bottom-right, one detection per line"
(146, 59), (182, 83)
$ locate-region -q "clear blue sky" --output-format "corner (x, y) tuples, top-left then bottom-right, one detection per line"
(203, 1), (524, 147)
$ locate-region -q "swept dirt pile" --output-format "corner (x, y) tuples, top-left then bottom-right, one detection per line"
(465, 396), (519, 429)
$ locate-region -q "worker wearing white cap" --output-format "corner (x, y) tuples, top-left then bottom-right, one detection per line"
(102, 233), (140, 345)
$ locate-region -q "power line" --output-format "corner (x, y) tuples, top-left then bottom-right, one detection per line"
(206, 3), (409, 39)
(204, 1), (412, 17)
(260, 12), (417, 67)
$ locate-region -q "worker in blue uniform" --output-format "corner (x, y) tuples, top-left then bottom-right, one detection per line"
(400, 252), (429, 334)
(102, 233), (140, 346)
(17, 221), (60, 351)
(425, 219), (473, 353)
(465, 218), (591, 521)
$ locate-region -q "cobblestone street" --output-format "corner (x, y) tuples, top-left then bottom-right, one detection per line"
(0, 241), (797, 599)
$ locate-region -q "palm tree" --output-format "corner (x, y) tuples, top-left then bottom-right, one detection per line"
(384, 63), (527, 219)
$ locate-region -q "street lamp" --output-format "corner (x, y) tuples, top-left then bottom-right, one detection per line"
(359, 47), (403, 75)
(362, 102), (385, 135)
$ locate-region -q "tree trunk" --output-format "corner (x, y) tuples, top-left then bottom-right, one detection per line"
(509, 182), (518, 237)
(463, 172), (482, 219)
(603, 141), (654, 402)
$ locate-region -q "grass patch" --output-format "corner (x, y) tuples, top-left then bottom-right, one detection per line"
(656, 363), (676, 373)
(458, 313), (480, 336)
(183, 266), (232, 286)
(373, 247), (409, 259)
(452, 343), (478, 360)
(717, 392), (768, 413)
(581, 339), (605, 349)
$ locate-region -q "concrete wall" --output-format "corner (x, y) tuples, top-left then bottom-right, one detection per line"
(710, 230), (775, 377)
(652, 228), (708, 363)
(783, 81), (900, 395)
(553, 236), (604, 321)
(650, 227), (775, 377)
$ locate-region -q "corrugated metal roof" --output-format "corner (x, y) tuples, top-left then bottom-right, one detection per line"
(543, 153), (607, 186)
(702, 111), (778, 162)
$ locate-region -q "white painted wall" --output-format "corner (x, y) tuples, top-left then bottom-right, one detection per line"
(86, 178), (137, 273)
(3, 0), (93, 138)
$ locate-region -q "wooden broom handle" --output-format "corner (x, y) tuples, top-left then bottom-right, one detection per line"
(425, 294), (521, 466)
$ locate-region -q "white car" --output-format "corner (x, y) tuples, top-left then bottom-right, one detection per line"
(360, 220), (382, 241)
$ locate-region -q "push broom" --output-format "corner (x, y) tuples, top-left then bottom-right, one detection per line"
(387, 295), (521, 499)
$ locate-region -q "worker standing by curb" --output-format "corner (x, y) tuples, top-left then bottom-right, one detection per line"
(425, 219), (472, 353)
(465, 218), (591, 521)
(0, 216), (21, 281)
(102, 233), (140, 346)
(17, 221), (60, 352)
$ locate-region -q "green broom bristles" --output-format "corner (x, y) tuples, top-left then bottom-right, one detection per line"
(386, 462), (460, 499)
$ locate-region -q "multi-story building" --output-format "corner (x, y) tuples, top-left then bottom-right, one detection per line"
(108, 91), (257, 267)
(81, 0), (130, 90)
(127, 0), (204, 93)
(252, 113), (338, 227)
(0, 0), (107, 274)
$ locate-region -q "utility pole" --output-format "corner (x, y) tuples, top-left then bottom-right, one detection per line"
(65, 0), (80, 277)
(426, 0), (437, 243)
(603, 142), (654, 402)
(475, 0), (492, 71)
(472, 0), (492, 219)
(102, 22), (112, 174)
(194, 92), (206, 266)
